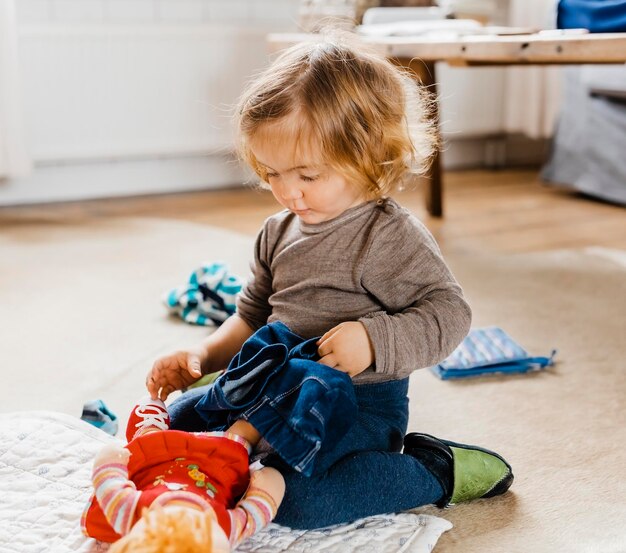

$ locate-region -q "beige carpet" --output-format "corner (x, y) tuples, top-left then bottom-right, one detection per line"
(1, 217), (625, 553)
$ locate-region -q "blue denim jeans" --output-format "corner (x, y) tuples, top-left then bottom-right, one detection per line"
(169, 377), (444, 529)
(193, 322), (357, 476)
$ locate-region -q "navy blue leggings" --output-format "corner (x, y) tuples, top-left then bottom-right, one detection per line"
(168, 378), (443, 529)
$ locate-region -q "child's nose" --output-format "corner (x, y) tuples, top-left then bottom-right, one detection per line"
(282, 180), (304, 200)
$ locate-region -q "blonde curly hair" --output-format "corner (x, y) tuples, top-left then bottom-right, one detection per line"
(108, 505), (229, 553)
(236, 31), (437, 198)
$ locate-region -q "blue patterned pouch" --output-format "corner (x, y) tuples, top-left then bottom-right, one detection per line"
(164, 261), (243, 326)
(430, 327), (556, 380)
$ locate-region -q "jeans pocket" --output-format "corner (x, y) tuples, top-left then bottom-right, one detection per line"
(215, 344), (287, 409)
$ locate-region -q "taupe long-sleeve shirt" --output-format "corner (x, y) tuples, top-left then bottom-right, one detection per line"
(236, 198), (471, 384)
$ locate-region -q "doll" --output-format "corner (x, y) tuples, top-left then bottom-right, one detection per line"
(81, 397), (285, 552)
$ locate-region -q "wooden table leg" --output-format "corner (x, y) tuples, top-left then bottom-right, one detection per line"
(398, 58), (443, 217)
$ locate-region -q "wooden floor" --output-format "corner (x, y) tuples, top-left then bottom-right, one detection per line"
(1, 169), (624, 255)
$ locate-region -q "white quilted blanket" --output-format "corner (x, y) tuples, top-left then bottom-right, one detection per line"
(0, 412), (452, 553)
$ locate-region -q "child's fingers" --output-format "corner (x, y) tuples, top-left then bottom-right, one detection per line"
(318, 353), (338, 369)
(186, 354), (202, 377)
(146, 364), (170, 398)
(317, 338), (333, 358)
(159, 384), (175, 402)
(146, 370), (159, 399)
(146, 356), (170, 391)
(316, 324), (342, 346)
(317, 326), (345, 356)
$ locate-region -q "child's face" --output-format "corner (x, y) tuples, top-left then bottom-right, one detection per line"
(251, 125), (366, 224)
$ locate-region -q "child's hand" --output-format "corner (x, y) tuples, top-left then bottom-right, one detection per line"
(316, 321), (374, 377)
(146, 345), (207, 401)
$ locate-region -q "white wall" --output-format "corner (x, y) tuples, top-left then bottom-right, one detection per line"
(16, 0), (299, 163)
(1, 0), (298, 204)
(2, 0), (533, 205)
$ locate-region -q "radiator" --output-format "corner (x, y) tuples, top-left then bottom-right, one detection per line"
(18, 21), (294, 163)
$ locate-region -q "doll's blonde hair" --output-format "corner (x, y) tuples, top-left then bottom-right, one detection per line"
(236, 31), (437, 198)
(108, 505), (227, 553)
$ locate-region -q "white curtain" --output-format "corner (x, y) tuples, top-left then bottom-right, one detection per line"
(0, 0), (31, 179)
(503, 0), (562, 139)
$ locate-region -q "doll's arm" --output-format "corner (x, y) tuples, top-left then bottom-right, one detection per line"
(228, 466), (285, 547)
(92, 443), (141, 536)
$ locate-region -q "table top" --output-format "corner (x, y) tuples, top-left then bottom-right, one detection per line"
(267, 32), (626, 66)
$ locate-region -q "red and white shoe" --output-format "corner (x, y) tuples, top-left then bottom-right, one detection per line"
(126, 397), (170, 441)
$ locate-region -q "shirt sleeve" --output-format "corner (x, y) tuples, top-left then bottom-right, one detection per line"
(92, 457), (141, 536)
(227, 477), (280, 547)
(358, 212), (471, 377)
(235, 223), (273, 331)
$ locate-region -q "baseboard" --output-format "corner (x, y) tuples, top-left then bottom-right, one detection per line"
(444, 134), (550, 169)
(0, 153), (250, 206)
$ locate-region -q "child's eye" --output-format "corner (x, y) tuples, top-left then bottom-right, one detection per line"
(266, 172), (279, 179)
(300, 175), (319, 183)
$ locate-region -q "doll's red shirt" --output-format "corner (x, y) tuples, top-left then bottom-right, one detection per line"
(82, 430), (250, 543)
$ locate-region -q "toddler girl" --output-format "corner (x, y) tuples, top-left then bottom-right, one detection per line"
(147, 32), (513, 529)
